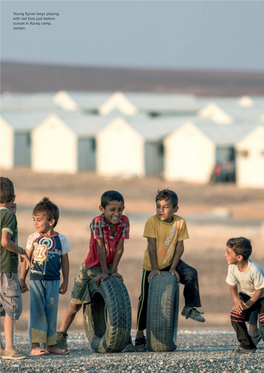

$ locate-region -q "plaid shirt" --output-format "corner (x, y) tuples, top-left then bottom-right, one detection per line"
(84, 214), (129, 268)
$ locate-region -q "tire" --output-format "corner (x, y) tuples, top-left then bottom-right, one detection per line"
(259, 317), (264, 342)
(83, 276), (132, 353)
(146, 271), (179, 352)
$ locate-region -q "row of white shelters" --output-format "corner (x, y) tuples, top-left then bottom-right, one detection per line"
(31, 112), (111, 174)
(164, 120), (256, 184)
(101, 92), (200, 116)
(53, 91), (200, 117)
(0, 111), (53, 169)
(198, 97), (264, 124)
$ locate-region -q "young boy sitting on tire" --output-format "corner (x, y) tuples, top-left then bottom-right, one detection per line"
(136, 189), (205, 351)
(56, 190), (130, 351)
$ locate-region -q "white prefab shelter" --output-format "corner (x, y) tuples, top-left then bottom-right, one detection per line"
(96, 116), (180, 178)
(31, 113), (108, 174)
(198, 102), (264, 124)
(236, 125), (264, 189)
(164, 120), (253, 183)
(96, 117), (144, 177)
(0, 112), (50, 169)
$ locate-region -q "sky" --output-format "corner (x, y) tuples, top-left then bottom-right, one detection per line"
(1, 0), (264, 72)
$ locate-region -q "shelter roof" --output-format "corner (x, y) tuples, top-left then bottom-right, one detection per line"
(196, 122), (259, 146)
(1, 93), (58, 111)
(124, 93), (199, 113)
(1, 111), (55, 131)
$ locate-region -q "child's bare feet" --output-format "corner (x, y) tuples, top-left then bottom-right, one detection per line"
(47, 345), (69, 355)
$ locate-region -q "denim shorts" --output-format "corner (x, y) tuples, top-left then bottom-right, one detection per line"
(0, 272), (22, 320)
(71, 262), (112, 304)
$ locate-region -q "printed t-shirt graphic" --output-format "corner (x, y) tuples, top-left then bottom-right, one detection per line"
(26, 232), (72, 280)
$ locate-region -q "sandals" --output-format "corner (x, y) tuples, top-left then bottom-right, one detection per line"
(47, 348), (69, 355)
(2, 350), (27, 360)
(30, 348), (50, 356)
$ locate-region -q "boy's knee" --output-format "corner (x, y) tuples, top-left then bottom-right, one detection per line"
(69, 303), (82, 314)
(185, 267), (198, 282)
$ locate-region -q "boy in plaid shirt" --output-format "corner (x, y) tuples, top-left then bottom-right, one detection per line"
(56, 190), (129, 350)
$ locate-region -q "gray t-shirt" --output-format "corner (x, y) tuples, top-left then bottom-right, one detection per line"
(0, 207), (18, 273)
(226, 259), (264, 298)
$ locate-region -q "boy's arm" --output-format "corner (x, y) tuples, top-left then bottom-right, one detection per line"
(230, 285), (244, 313)
(94, 239), (109, 287)
(169, 240), (184, 281)
(59, 253), (69, 294)
(148, 237), (160, 282)
(243, 289), (263, 309)
(1, 230), (30, 268)
(20, 248), (32, 292)
(111, 239), (124, 281)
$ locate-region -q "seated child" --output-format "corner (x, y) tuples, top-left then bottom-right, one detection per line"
(56, 190), (130, 351)
(225, 237), (264, 353)
(20, 197), (72, 356)
(0, 177), (30, 360)
(136, 189), (205, 351)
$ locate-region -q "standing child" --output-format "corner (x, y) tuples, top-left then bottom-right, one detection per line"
(0, 177), (30, 360)
(225, 237), (264, 353)
(136, 189), (205, 351)
(20, 197), (72, 356)
(56, 190), (130, 351)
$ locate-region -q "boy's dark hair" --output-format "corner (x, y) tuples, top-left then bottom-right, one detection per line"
(33, 197), (59, 228)
(156, 189), (178, 208)
(101, 190), (124, 208)
(226, 237), (252, 260)
(0, 177), (15, 203)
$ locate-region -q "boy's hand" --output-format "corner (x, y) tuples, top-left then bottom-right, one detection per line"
(20, 279), (29, 293)
(169, 268), (180, 282)
(21, 252), (31, 270)
(59, 282), (68, 294)
(94, 272), (109, 287)
(148, 269), (160, 282)
(232, 299), (245, 313)
(111, 272), (123, 281)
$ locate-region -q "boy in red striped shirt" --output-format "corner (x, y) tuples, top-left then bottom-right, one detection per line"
(56, 190), (129, 350)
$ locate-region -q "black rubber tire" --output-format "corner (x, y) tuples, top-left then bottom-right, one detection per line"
(83, 276), (132, 353)
(146, 271), (179, 352)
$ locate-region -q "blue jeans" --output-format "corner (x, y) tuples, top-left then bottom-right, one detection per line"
(29, 279), (60, 345)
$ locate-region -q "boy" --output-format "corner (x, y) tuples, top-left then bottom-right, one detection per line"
(136, 189), (205, 351)
(225, 237), (264, 354)
(20, 197), (72, 356)
(0, 177), (30, 360)
(56, 190), (130, 351)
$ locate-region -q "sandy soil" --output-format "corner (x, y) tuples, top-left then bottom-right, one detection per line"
(2, 168), (264, 331)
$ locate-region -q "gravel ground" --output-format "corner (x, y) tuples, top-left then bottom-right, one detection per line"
(1, 329), (263, 373)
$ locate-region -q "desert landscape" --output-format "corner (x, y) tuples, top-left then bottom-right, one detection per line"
(2, 168), (264, 332)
